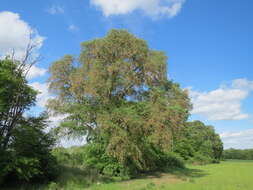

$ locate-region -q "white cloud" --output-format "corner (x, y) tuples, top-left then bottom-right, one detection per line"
(0, 11), (46, 79)
(29, 82), (53, 108)
(60, 138), (86, 148)
(47, 108), (85, 148)
(46, 5), (64, 15)
(0, 11), (44, 61)
(90, 0), (185, 18)
(189, 78), (253, 121)
(68, 24), (79, 31)
(232, 78), (253, 90)
(29, 82), (79, 147)
(220, 129), (253, 149)
(27, 65), (47, 79)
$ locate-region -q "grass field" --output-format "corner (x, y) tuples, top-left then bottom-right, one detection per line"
(3, 160), (253, 190)
(86, 160), (253, 190)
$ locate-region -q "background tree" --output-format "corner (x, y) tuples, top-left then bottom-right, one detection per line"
(174, 120), (223, 163)
(223, 149), (253, 160)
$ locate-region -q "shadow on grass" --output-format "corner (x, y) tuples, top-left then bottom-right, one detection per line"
(53, 164), (116, 187)
(130, 166), (208, 183)
(1, 165), (114, 190)
(1, 165), (208, 190)
(171, 167), (208, 178)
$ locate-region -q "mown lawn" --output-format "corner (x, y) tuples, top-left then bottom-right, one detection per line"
(3, 160), (253, 190)
(87, 160), (253, 190)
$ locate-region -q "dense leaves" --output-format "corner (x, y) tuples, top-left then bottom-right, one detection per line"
(47, 30), (204, 177)
(0, 59), (58, 185)
(0, 59), (37, 150)
(174, 121), (223, 164)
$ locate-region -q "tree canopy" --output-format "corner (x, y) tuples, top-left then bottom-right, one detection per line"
(48, 29), (193, 175)
(174, 120), (223, 163)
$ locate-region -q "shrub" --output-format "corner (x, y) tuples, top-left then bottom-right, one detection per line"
(81, 143), (185, 178)
(0, 115), (59, 185)
(161, 152), (185, 169)
(83, 143), (130, 179)
(189, 152), (213, 165)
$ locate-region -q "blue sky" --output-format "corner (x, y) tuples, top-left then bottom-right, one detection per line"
(0, 0), (252, 148)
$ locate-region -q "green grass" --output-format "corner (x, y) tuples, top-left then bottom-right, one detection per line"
(87, 160), (253, 190)
(2, 160), (253, 190)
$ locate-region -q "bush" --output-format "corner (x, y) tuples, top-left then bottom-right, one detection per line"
(81, 143), (185, 179)
(52, 148), (72, 164)
(188, 152), (213, 165)
(0, 115), (59, 185)
(83, 143), (130, 179)
(161, 152), (185, 169)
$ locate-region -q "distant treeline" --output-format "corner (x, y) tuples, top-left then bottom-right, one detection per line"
(223, 149), (253, 160)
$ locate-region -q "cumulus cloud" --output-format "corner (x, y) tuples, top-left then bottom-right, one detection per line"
(90, 0), (185, 18)
(189, 78), (253, 121)
(220, 129), (253, 149)
(28, 82), (63, 127)
(0, 11), (44, 60)
(46, 5), (65, 15)
(29, 82), (77, 147)
(27, 65), (47, 79)
(29, 82), (53, 108)
(0, 11), (46, 79)
(232, 78), (253, 90)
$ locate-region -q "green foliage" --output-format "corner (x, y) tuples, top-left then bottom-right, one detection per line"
(48, 30), (191, 177)
(82, 143), (130, 178)
(0, 59), (37, 150)
(52, 147), (73, 165)
(52, 147), (87, 166)
(0, 114), (58, 184)
(0, 29), (225, 189)
(174, 120), (223, 164)
(53, 144), (185, 182)
(223, 148), (253, 160)
(0, 59), (58, 185)
(9, 157), (41, 181)
(0, 59), (36, 115)
(190, 152), (213, 165)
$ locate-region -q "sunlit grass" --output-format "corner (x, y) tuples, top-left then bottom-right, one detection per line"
(86, 160), (253, 190)
(3, 160), (253, 190)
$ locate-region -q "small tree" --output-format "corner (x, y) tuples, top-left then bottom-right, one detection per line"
(0, 56), (58, 184)
(0, 36), (41, 150)
(0, 59), (37, 150)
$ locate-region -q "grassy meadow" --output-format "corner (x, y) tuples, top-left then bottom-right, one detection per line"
(3, 160), (253, 190)
(86, 160), (253, 190)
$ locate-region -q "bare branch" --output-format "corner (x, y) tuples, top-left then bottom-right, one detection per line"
(14, 29), (42, 77)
